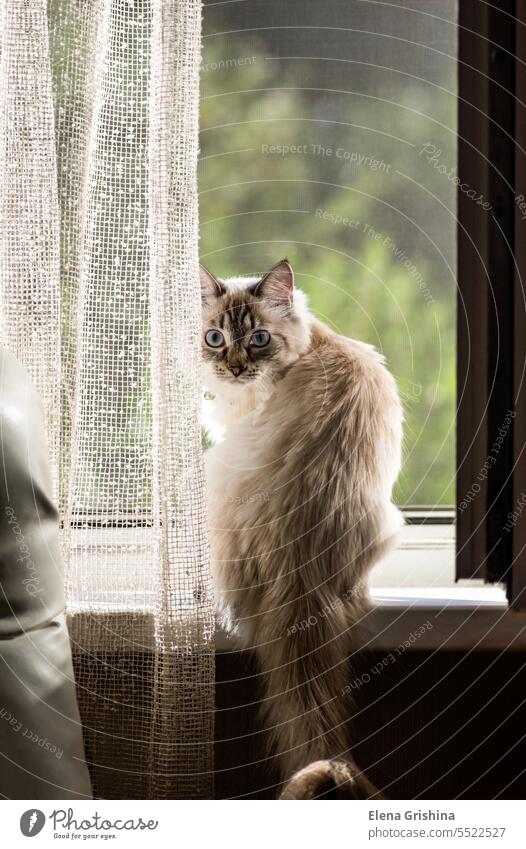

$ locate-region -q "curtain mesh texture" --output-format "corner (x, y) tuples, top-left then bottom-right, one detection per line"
(0, 0), (214, 799)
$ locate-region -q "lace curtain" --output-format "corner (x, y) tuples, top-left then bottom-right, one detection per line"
(0, 0), (214, 799)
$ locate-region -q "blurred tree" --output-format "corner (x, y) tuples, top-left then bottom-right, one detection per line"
(199, 22), (457, 507)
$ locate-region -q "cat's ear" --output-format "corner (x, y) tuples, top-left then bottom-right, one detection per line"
(253, 259), (294, 309)
(200, 265), (224, 301)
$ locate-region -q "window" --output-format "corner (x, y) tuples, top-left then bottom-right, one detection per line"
(201, 1), (526, 612)
(200, 0), (458, 509)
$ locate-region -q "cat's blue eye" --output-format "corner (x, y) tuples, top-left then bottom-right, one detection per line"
(249, 330), (271, 348)
(205, 329), (225, 348)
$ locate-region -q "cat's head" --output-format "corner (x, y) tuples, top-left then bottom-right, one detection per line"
(200, 259), (311, 393)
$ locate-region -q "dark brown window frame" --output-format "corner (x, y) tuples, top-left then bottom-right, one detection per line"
(457, 0), (526, 608)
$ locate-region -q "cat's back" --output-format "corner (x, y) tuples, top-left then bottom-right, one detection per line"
(283, 319), (401, 421)
(255, 319), (402, 500)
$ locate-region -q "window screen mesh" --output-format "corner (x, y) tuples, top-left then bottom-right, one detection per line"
(200, 0), (458, 507)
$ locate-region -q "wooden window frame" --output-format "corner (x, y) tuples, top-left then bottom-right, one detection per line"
(457, 0), (526, 608)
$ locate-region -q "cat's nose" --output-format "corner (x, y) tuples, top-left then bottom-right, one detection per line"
(229, 365), (245, 377)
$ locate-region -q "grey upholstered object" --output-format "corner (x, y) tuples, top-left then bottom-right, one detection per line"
(0, 349), (92, 799)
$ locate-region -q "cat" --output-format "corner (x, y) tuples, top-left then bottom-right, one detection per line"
(201, 258), (403, 794)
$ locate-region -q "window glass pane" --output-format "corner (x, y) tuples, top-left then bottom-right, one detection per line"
(200, 0), (457, 507)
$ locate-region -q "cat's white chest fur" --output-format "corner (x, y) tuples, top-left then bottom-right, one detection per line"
(201, 377), (268, 433)
(202, 385), (269, 532)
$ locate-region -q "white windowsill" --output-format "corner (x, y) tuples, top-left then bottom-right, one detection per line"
(216, 523), (526, 652)
(215, 586), (524, 654)
(66, 521), (526, 653)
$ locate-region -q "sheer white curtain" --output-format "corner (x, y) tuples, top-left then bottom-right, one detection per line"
(0, 0), (214, 799)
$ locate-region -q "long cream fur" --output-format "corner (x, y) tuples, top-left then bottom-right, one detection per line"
(201, 260), (403, 789)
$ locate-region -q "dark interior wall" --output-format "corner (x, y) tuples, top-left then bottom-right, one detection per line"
(215, 650), (526, 799)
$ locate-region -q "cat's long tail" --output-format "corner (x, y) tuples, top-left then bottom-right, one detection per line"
(253, 595), (380, 794)
(279, 758), (384, 799)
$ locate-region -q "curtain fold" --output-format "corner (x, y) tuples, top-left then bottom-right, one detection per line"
(0, 0), (214, 799)
(0, 0), (61, 485)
